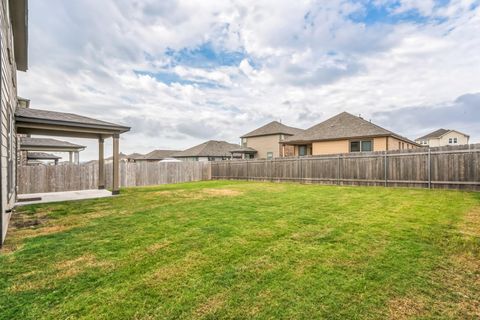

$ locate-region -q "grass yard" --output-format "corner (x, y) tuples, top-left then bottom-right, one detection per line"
(1, 181), (479, 319)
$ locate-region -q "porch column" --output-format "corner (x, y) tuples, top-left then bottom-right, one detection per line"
(74, 151), (80, 164)
(112, 134), (120, 195)
(98, 137), (105, 189)
(69, 151), (73, 163)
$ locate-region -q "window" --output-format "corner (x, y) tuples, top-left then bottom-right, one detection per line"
(361, 140), (372, 152)
(350, 140), (372, 152)
(267, 152), (273, 160)
(280, 134), (285, 141)
(350, 141), (361, 152)
(298, 145), (308, 156)
(453, 137), (458, 144)
(449, 138), (453, 144)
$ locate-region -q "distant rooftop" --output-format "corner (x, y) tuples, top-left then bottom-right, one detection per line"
(27, 152), (61, 160)
(241, 121), (303, 138)
(173, 140), (241, 157)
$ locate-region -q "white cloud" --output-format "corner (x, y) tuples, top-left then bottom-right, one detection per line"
(17, 0), (480, 161)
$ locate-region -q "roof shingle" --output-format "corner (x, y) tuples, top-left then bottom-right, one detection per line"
(173, 140), (241, 157)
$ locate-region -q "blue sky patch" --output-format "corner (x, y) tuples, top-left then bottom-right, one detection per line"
(349, 0), (449, 25)
(135, 70), (224, 89)
(165, 42), (246, 68)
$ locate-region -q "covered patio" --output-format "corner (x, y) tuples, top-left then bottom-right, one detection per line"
(15, 107), (130, 195)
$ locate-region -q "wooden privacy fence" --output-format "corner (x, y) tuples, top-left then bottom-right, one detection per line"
(18, 161), (211, 194)
(211, 144), (480, 191)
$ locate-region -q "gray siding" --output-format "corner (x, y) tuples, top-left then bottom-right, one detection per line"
(1, 0), (19, 244)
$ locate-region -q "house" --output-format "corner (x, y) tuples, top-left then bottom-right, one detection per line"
(1, 0), (28, 244)
(240, 121), (303, 159)
(26, 152), (61, 165)
(20, 137), (85, 165)
(283, 112), (419, 156)
(415, 129), (470, 147)
(133, 149), (180, 162)
(173, 140), (241, 161)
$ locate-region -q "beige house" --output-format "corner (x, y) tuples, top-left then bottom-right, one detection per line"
(240, 121), (303, 159)
(283, 112), (419, 156)
(415, 129), (470, 147)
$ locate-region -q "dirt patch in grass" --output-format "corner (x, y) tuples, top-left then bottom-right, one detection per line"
(147, 252), (206, 284)
(194, 292), (227, 318)
(461, 207), (480, 237)
(9, 254), (114, 293)
(388, 297), (425, 320)
(149, 189), (242, 200)
(56, 254), (114, 278)
(202, 188), (242, 197)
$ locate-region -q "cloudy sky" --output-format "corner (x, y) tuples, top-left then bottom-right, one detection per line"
(18, 0), (480, 161)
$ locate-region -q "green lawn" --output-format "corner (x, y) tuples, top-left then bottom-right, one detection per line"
(1, 181), (479, 319)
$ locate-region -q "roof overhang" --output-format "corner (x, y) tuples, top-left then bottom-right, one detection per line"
(9, 0), (28, 71)
(15, 114), (130, 139)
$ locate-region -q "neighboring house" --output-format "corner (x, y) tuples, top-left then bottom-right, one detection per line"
(26, 152), (61, 165)
(283, 112), (419, 156)
(240, 121), (303, 159)
(415, 129), (470, 147)
(20, 137), (85, 165)
(133, 149), (180, 162)
(173, 140), (241, 161)
(1, 0), (28, 244)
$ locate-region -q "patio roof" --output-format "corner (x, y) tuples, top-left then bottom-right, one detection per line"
(27, 152), (61, 160)
(20, 137), (85, 152)
(15, 107), (130, 139)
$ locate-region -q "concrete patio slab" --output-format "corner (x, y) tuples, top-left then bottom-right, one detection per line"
(16, 189), (113, 206)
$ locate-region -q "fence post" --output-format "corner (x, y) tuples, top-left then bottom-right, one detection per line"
(384, 151), (388, 187)
(427, 148), (431, 189)
(246, 160), (249, 181)
(337, 155), (341, 185)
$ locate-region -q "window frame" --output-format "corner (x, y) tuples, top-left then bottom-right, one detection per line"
(266, 152), (273, 160)
(350, 140), (373, 153)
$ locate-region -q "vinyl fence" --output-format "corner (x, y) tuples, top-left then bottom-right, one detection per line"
(211, 144), (480, 191)
(18, 161), (212, 194)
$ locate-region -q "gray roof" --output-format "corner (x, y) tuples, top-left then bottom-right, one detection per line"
(285, 112), (418, 144)
(27, 152), (61, 160)
(230, 146), (257, 153)
(20, 137), (85, 149)
(15, 107), (130, 132)
(241, 121), (303, 138)
(173, 140), (241, 157)
(138, 149), (181, 160)
(416, 128), (470, 140)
